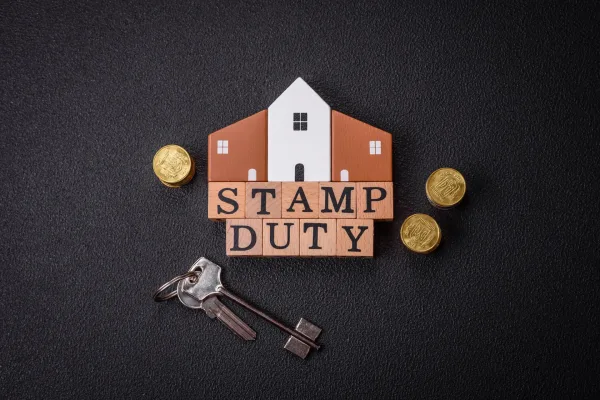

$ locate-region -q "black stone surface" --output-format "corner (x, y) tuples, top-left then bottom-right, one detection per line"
(1, 1), (599, 398)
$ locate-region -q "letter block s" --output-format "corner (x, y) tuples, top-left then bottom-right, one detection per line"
(208, 182), (246, 220)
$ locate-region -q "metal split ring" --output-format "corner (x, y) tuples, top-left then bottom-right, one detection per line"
(153, 271), (198, 302)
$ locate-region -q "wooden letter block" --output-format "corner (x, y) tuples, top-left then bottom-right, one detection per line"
(299, 219), (336, 257)
(336, 219), (374, 257)
(319, 183), (357, 219)
(357, 182), (394, 220)
(226, 219), (263, 256)
(263, 219), (299, 256)
(246, 182), (282, 219)
(208, 182), (245, 220)
(282, 182), (319, 218)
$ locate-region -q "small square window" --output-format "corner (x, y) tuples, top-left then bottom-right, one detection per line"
(293, 113), (308, 131)
(369, 140), (381, 155)
(217, 140), (229, 154)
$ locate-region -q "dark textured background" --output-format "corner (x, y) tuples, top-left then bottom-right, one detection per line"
(1, 0), (599, 398)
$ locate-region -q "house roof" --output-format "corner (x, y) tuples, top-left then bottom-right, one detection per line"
(269, 77), (329, 109)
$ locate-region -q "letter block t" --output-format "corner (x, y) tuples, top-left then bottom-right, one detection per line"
(299, 219), (336, 256)
(336, 219), (374, 257)
(246, 182), (282, 219)
(208, 182), (246, 220)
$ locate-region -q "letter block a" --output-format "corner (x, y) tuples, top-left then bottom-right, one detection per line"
(246, 182), (282, 219)
(208, 182), (246, 220)
(336, 219), (374, 257)
(282, 182), (319, 219)
(226, 219), (263, 256)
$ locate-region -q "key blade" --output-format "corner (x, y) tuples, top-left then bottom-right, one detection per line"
(203, 297), (256, 341)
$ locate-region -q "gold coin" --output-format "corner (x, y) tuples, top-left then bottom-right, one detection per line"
(400, 214), (441, 254)
(153, 145), (195, 187)
(426, 167), (466, 209)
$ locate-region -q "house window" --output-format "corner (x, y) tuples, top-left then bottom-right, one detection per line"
(293, 113), (307, 131)
(369, 140), (381, 155)
(217, 140), (228, 154)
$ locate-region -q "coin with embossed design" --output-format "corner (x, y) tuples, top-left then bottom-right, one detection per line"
(400, 213), (441, 254)
(426, 168), (466, 209)
(153, 145), (195, 187)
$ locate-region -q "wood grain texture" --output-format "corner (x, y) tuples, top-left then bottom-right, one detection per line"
(246, 182), (282, 219)
(208, 182), (246, 220)
(318, 182), (357, 218)
(336, 219), (374, 257)
(262, 218), (299, 256)
(282, 182), (319, 218)
(226, 219), (263, 256)
(299, 219), (336, 256)
(357, 182), (394, 220)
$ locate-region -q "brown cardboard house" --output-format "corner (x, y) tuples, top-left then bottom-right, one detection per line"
(208, 78), (392, 183)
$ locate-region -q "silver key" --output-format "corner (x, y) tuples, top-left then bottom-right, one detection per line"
(177, 259), (256, 341)
(177, 258), (321, 358)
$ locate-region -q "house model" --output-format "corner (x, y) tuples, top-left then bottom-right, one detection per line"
(207, 77), (392, 183)
(207, 78), (394, 258)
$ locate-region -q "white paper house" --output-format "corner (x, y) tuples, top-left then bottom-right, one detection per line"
(268, 78), (331, 182)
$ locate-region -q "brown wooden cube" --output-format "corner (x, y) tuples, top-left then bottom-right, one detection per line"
(336, 219), (374, 257)
(246, 182), (282, 219)
(282, 182), (319, 219)
(226, 219), (263, 256)
(208, 182), (246, 220)
(357, 182), (394, 220)
(299, 219), (336, 257)
(263, 219), (299, 256)
(318, 182), (357, 219)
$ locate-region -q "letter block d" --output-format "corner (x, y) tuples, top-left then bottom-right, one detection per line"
(208, 182), (246, 220)
(226, 219), (263, 256)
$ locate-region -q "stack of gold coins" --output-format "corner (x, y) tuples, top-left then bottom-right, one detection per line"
(425, 167), (466, 209)
(400, 214), (441, 254)
(153, 145), (195, 187)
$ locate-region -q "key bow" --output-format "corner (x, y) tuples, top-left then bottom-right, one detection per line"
(177, 257), (223, 303)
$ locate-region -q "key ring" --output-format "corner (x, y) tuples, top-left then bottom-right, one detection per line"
(153, 271), (198, 302)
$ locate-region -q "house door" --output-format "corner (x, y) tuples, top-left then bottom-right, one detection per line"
(248, 168), (257, 181)
(340, 169), (349, 182)
(295, 164), (304, 182)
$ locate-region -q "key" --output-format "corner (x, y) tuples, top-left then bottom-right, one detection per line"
(177, 258), (321, 358)
(176, 266), (257, 341)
